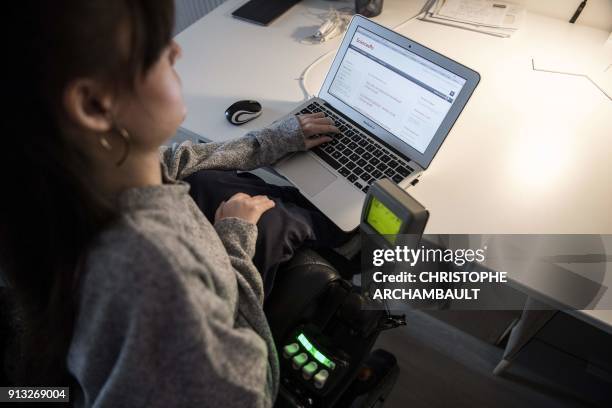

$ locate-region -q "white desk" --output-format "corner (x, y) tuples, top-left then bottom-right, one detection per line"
(175, 0), (427, 140)
(175, 0), (612, 235)
(175, 0), (612, 337)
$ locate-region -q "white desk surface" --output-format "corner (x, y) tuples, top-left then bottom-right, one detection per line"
(175, 0), (612, 329)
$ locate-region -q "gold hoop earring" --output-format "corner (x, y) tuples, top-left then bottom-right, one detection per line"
(115, 127), (131, 167)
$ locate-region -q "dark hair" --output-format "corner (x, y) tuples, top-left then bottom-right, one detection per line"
(2, 0), (174, 385)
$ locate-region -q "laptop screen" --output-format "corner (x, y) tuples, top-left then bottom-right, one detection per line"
(328, 27), (467, 154)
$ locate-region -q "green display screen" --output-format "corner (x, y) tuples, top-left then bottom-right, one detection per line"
(366, 197), (402, 240)
(297, 333), (336, 370)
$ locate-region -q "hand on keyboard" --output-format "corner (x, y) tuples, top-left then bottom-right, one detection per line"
(297, 101), (414, 194)
(297, 112), (340, 149)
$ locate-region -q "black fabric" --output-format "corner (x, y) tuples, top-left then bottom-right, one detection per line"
(185, 170), (352, 297)
(0, 288), (20, 385)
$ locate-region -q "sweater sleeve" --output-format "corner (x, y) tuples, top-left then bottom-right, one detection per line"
(214, 217), (264, 304)
(68, 235), (276, 408)
(160, 116), (305, 181)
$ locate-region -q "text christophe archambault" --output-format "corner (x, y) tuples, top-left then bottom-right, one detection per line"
(369, 246), (507, 301)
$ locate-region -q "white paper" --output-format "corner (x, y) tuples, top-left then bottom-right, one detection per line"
(419, 0), (524, 38)
(421, 16), (511, 37)
(434, 0), (524, 30)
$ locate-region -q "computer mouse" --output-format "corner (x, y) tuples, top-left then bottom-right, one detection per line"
(225, 100), (262, 125)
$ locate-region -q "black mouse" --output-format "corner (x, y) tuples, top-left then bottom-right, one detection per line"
(225, 100), (262, 125)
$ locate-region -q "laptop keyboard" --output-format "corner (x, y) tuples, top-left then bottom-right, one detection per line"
(297, 101), (414, 194)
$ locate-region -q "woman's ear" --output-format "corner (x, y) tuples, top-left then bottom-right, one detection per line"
(63, 79), (115, 133)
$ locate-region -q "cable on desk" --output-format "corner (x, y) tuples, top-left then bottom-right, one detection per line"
(297, 4), (431, 99)
(300, 7), (354, 45)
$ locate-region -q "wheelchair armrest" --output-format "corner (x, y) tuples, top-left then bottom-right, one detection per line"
(264, 248), (342, 342)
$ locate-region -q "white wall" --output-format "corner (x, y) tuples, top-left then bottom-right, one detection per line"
(517, 0), (612, 31)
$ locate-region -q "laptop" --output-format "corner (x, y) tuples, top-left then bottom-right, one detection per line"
(274, 15), (480, 232)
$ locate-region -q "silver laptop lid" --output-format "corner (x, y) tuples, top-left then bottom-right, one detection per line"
(319, 15), (480, 169)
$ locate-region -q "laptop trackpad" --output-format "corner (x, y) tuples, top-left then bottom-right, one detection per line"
(282, 153), (337, 197)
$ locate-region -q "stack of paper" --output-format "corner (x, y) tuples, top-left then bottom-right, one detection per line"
(420, 0), (525, 38)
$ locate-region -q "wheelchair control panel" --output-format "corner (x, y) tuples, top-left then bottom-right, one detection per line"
(280, 326), (349, 402)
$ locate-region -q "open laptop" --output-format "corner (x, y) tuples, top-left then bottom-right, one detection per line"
(274, 15), (480, 232)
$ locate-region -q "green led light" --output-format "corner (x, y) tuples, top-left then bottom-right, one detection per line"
(297, 333), (336, 370)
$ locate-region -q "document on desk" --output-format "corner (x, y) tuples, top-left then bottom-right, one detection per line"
(437, 0), (523, 29)
(421, 0), (525, 38)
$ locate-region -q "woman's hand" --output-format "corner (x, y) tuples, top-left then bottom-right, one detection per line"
(297, 112), (340, 149)
(214, 193), (276, 225)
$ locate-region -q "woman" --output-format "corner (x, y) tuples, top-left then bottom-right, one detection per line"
(2, 1), (347, 406)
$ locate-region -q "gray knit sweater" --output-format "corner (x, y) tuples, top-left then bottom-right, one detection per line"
(67, 117), (305, 407)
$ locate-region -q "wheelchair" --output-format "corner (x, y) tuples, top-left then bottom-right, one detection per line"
(266, 178), (429, 407)
(266, 247), (403, 408)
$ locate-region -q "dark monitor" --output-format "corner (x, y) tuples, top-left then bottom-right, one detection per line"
(231, 0), (302, 26)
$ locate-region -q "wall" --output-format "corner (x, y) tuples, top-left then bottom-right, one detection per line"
(174, 0), (226, 35)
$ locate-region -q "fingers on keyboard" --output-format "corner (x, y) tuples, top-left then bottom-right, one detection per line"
(302, 102), (414, 191)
